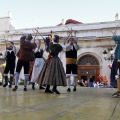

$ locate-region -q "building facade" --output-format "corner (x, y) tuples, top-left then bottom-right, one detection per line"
(0, 16), (120, 83)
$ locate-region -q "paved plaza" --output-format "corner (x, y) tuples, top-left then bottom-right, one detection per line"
(0, 85), (119, 120)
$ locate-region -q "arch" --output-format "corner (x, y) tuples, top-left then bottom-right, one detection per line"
(77, 52), (102, 67)
(77, 52), (101, 82)
(78, 54), (99, 65)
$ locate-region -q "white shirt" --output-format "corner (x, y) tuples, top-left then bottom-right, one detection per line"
(63, 43), (80, 51)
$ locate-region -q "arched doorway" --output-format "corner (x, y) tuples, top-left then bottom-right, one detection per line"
(77, 54), (100, 82)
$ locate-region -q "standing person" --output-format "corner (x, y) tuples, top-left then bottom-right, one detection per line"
(112, 35), (120, 97)
(3, 41), (16, 88)
(88, 75), (94, 87)
(110, 44), (117, 88)
(110, 58), (117, 87)
(64, 38), (80, 92)
(9, 41), (17, 55)
(12, 34), (36, 91)
(36, 35), (67, 94)
(31, 40), (45, 90)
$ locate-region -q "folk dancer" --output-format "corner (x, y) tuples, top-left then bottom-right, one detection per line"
(64, 38), (80, 92)
(112, 35), (120, 97)
(12, 34), (36, 91)
(36, 35), (67, 94)
(3, 41), (16, 88)
(31, 40), (45, 90)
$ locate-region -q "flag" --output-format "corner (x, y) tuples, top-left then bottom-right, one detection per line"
(50, 31), (52, 42)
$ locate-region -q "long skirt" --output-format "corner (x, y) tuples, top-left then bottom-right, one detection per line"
(36, 57), (67, 86)
(31, 58), (44, 83)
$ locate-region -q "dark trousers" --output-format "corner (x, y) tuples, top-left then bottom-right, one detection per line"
(110, 58), (117, 87)
(16, 60), (30, 74)
(115, 62), (120, 76)
(66, 64), (77, 74)
(4, 63), (15, 75)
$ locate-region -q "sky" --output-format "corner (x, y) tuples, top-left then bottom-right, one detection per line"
(0, 0), (120, 29)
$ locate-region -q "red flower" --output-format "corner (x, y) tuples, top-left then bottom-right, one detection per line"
(107, 64), (112, 68)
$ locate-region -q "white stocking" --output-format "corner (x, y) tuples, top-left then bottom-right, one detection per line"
(73, 76), (78, 86)
(24, 75), (29, 87)
(15, 72), (20, 86)
(67, 77), (70, 88)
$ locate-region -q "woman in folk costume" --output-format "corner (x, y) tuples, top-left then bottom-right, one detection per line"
(31, 40), (45, 90)
(36, 35), (67, 94)
(64, 38), (80, 92)
(112, 35), (120, 97)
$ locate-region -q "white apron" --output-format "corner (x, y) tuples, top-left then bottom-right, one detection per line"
(31, 58), (44, 82)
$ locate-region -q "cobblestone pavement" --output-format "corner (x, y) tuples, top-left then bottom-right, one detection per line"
(0, 85), (119, 120)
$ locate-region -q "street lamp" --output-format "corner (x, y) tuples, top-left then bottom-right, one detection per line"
(109, 47), (114, 54)
(0, 53), (3, 59)
(103, 50), (107, 59)
(103, 47), (114, 62)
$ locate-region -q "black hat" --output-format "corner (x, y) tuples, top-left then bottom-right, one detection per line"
(26, 34), (33, 41)
(54, 35), (59, 42)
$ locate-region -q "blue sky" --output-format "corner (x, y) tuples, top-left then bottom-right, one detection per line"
(0, 0), (120, 29)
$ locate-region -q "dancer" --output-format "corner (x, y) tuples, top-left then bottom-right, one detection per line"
(110, 44), (117, 88)
(12, 34), (36, 91)
(36, 35), (67, 94)
(31, 40), (45, 90)
(64, 38), (80, 92)
(3, 41), (16, 88)
(112, 35), (120, 97)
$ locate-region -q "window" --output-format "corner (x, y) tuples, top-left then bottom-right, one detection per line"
(78, 55), (99, 65)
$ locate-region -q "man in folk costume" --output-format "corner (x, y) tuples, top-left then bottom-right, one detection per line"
(64, 38), (80, 92)
(36, 35), (67, 94)
(12, 34), (36, 91)
(112, 35), (120, 97)
(3, 41), (16, 88)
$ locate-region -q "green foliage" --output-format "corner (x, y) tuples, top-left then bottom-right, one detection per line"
(18, 81), (24, 85)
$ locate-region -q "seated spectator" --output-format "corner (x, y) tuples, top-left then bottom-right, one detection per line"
(85, 80), (88, 87)
(77, 79), (86, 87)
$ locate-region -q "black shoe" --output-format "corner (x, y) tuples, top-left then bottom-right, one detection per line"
(24, 88), (27, 91)
(52, 89), (60, 94)
(32, 83), (35, 90)
(12, 86), (18, 91)
(45, 89), (53, 93)
(112, 92), (120, 97)
(3, 83), (8, 87)
(39, 86), (45, 89)
(9, 85), (12, 88)
(67, 88), (71, 92)
(73, 87), (77, 91)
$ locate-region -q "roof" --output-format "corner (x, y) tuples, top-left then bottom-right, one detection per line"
(65, 19), (83, 25)
(56, 19), (83, 26)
